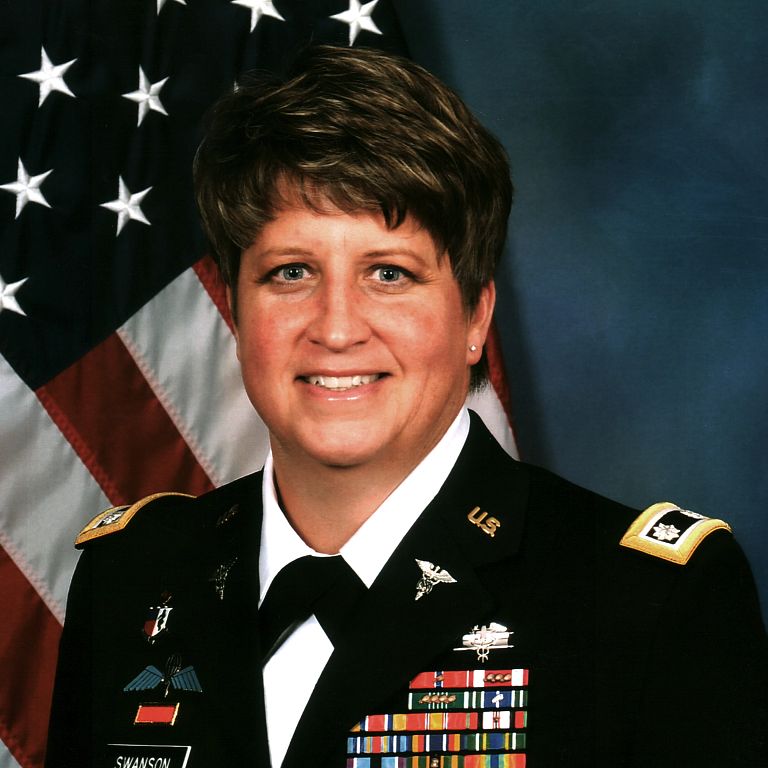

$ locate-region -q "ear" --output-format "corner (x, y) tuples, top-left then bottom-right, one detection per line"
(466, 280), (496, 365)
(226, 285), (241, 362)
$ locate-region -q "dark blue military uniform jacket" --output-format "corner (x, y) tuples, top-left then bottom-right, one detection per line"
(45, 414), (768, 767)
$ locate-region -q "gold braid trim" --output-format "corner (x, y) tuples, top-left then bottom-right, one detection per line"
(75, 492), (195, 547)
(619, 501), (731, 565)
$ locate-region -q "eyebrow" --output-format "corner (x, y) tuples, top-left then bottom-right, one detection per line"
(250, 247), (433, 265)
(361, 248), (431, 264)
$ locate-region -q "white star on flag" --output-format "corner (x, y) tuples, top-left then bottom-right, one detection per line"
(0, 273), (28, 316)
(100, 177), (152, 235)
(0, 159), (53, 219)
(231, 0), (285, 32)
(18, 47), (77, 107)
(330, 0), (382, 46)
(157, 0), (186, 13)
(123, 68), (169, 126)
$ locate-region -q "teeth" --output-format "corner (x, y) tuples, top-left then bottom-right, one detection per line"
(307, 374), (380, 391)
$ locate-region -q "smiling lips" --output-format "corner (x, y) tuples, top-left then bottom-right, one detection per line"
(304, 374), (382, 391)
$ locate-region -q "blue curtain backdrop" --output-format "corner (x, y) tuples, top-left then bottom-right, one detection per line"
(397, 1), (768, 619)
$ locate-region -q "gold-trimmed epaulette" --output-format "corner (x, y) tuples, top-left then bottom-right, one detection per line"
(619, 501), (731, 565)
(75, 492), (195, 548)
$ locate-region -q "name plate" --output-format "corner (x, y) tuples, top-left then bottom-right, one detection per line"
(105, 743), (191, 768)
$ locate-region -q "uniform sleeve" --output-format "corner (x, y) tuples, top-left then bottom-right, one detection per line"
(45, 548), (97, 768)
(632, 531), (768, 766)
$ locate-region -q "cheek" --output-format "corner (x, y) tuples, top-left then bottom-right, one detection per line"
(389, 305), (468, 368)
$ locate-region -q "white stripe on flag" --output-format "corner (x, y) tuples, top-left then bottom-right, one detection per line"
(0, 357), (109, 621)
(0, 739), (23, 768)
(117, 267), (270, 487)
(466, 385), (518, 458)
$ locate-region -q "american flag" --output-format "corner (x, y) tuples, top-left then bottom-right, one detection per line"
(0, 2), (517, 766)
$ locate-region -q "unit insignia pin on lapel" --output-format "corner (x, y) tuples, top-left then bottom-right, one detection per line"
(414, 558), (457, 600)
(143, 592), (173, 643)
(453, 621), (514, 662)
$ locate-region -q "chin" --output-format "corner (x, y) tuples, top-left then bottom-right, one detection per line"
(304, 442), (381, 470)
(297, 427), (390, 470)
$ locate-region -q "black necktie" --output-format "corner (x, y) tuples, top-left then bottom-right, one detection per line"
(257, 555), (366, 663)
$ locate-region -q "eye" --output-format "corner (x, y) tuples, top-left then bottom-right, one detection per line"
(258, 262), (312, 288)
(278, 264), (307, 282)
(372, 265), (407, 283)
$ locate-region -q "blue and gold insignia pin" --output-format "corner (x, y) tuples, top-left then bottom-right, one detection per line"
(123, 654), (203, 698)
(124, 654), (202, 726)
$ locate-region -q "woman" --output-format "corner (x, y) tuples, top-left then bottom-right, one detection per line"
(46, 46), (766, 768)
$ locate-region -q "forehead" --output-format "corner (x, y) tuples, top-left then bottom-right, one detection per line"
(249, 202), (441, 262)
(256, 178), (446, 259)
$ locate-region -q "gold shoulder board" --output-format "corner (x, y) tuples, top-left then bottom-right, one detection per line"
(619, 501), (731, 565)
(75, 492), (195, 548)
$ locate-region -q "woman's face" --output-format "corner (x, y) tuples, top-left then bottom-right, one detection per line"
(232, 201), (494, 477)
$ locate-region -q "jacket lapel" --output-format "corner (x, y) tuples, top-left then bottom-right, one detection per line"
(283, 413), (530, 767)
(173, 473), (271, 766)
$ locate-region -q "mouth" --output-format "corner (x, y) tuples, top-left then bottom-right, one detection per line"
(302, 373), (383, 392)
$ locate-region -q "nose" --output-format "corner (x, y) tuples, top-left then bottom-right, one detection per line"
(306, 278), (371, 351)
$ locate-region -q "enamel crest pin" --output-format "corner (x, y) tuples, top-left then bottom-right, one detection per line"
(143, 593), (173, 643)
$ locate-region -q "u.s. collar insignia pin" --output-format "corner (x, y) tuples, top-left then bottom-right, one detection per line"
(143, 592), (173, 643)
(414, 559), (457, 600)
(454, 621), (514, 662)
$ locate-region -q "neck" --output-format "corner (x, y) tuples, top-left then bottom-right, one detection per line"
(271, 452), (423, 554)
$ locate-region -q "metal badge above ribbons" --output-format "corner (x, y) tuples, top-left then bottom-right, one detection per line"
(454, 623), (514, 663)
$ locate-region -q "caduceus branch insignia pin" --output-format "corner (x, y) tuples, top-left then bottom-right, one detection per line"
(414, 558), (457, 600)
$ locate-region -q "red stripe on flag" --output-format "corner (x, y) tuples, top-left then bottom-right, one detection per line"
(486, 320), (515, 426)
(193, 255), (234, 333)
(36, 333), (214, 506)
(0, 545), (61, 768)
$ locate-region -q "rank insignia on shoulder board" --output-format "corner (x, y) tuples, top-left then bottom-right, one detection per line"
(620, 501), (731, 564)
(75, 492), (195, 547)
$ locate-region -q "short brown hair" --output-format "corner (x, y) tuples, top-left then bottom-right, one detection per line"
(194, 45), (512, 386)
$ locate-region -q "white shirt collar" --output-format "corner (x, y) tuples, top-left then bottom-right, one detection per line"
(258, 407), (470, 603)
